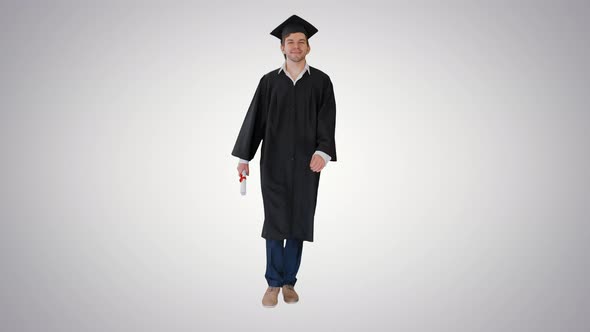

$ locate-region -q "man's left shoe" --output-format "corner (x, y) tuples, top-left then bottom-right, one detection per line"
(282, 284), (299, 303)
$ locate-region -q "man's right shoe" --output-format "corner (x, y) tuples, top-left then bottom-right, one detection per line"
(262, 286), (280, 308)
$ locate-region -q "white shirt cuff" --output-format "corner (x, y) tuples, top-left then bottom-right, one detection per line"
(314, 150), (331, 166)
(239, 159), (249, 164)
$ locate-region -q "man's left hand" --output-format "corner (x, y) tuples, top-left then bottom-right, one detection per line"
(309, 154), (326, 173)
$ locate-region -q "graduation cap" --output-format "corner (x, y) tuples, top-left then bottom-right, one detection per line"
(270, 15), (318, 40)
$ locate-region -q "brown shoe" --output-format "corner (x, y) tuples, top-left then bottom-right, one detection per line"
(282, 284), (299, 303)
(262, 286), (280, 308)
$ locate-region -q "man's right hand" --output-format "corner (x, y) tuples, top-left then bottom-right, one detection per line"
(237, 162), (249, 177)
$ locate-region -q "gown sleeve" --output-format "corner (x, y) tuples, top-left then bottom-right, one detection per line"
(316, 77), (337, 161)
(231, 76), (268, 161)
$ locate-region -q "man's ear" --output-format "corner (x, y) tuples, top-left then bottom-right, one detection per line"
(280, 44), (285, 55)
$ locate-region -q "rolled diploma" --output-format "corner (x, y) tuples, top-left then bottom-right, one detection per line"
(240, 170), (247, 196)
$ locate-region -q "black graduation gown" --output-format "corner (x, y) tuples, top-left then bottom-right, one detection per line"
(232, 66), (337, 242)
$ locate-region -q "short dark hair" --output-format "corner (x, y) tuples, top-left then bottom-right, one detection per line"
(281, 33), (309, 46)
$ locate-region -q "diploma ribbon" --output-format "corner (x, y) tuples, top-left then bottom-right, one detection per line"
(239, 173), (247, 182)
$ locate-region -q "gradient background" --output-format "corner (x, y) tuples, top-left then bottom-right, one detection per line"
(1, 1), (589, 331)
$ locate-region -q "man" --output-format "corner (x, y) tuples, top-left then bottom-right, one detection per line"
(231, 15), (337, 308)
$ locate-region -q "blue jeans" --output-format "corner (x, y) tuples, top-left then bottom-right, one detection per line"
(265, 239), (303, 287)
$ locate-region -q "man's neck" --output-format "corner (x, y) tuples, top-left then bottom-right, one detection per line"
(285, 59), (306, 77)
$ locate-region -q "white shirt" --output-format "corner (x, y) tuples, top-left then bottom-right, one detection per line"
(238, 62), (332, 166)
(279, 61), (311, 85)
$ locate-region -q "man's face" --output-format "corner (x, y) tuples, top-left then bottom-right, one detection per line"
(281, 32), (310, 62)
